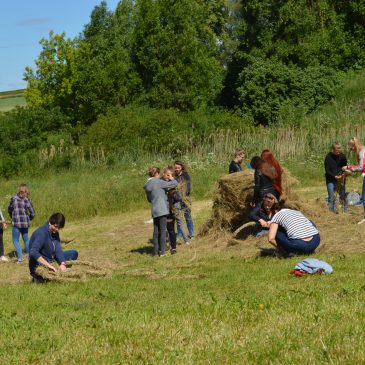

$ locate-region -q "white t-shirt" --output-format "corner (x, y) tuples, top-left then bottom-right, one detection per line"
(271, 209), (318, 239)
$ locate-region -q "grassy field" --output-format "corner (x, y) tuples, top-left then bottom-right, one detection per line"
(0, 163), (364, 364)
(0, 89), (26, 111)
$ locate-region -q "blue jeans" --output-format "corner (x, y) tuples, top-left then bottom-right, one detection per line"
(177, 207), (194, 239)
(362, 177), (365, 210)
(276, 230), (320, 254)
(64, 250), (78, 261)
(326, 181), (346, 213)
(12, 226), (29, 261)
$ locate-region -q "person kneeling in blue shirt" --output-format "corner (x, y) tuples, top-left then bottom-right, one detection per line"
(29, 213), (78, 283)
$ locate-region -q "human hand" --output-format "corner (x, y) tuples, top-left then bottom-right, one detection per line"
(59, 263), (67, 272)
(335, 175), (345, 181)
(258, 219), (268, 228)
(48, 265), (57, 272)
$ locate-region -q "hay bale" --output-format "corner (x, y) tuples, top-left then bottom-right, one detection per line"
(200, 168), (299, 236)
(35, 260), (110, 283)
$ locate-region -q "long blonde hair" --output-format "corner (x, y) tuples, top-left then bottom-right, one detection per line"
(348, 137), (365, 153)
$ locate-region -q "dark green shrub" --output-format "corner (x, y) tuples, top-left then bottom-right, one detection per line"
(237, 58), (340, 124)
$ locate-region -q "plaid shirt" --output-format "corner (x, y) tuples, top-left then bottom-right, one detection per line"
(8, 195), (35, 228)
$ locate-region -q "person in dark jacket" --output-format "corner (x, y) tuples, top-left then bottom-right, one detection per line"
(29, 213), (78, 283)
(162, 167), (190, 254)
(249, 193), (278, 236)
(229, 149), (245, 174)
(324, 142), (348, 213)
(250, 156), (279, 207)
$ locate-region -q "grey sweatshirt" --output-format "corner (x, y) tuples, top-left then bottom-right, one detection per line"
(144, 178), (178, 218)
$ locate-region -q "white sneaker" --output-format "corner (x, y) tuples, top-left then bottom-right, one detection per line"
(185, 241), (190, 245)
(0, 255), (9, 262)
(357, 218), (365, 225)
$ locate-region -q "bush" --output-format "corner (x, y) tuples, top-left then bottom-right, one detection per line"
(237, 58), (340, 124)
(81, 105), (254, 156)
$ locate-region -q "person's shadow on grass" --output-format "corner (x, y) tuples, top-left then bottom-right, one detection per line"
(130, 246), (154, 255)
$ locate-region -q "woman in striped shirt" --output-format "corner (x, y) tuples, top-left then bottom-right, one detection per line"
(268, 207), (320, 255)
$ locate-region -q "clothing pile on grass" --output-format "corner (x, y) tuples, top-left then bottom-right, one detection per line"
(35, 260), (110, 283)
(290, 258), (333, 277)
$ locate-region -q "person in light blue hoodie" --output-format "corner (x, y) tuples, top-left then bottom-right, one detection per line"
(144, 167), (177, 257)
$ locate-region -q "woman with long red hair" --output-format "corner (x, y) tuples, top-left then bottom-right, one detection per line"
(261, 149), (283, 196)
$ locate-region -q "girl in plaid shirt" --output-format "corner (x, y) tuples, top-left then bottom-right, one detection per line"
(8, 184), (35, 263)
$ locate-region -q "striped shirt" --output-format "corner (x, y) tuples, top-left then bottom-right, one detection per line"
(271, 209), (318, 239)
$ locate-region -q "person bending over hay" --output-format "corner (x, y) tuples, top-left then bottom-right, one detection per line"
(29, 213), (78, 283)
(268, 203), (320, 256)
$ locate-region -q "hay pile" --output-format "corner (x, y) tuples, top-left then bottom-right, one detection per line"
(35, 260), (110, 283)
(200, 168), (300, 236)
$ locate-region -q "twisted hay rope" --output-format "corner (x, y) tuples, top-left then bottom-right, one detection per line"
(35, 260), (110, 283)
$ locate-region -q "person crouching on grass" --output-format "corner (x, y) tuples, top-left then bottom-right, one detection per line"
(29, 213), (78, 283)
(268, 204), (320, 257)
(249, 193), (278, 237)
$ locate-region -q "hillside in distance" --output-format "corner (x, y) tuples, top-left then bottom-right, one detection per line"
(0, 89), (26, 112)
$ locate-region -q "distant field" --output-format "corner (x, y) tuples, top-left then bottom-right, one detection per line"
(0, 89), (26, 111)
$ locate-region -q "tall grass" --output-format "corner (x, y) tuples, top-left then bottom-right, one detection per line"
(37, 121), (365, 173)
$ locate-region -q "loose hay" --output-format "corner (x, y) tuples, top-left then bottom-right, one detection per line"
(200, 168), (299, 236)
(35, 260), (110, 283)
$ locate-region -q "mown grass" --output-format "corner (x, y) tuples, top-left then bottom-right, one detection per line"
(2, 256), (365, 364)
(0, 159), (363, 363)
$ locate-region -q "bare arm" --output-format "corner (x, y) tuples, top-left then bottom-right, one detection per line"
(268, 223), (279, 247)
(37, 256), (67, 272)
(37, 256), (58, 272)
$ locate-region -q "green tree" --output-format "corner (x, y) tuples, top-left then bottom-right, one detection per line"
(223, 0), (349, 123)
(24, 32), (78, 116)
(74, 0), (142, 124)
(133, 0), (226, 110)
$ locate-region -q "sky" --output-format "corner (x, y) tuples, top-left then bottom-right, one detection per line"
(0, 0), (120, 92)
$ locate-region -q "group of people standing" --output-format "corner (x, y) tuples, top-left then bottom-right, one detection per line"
(0, 183), (78, 282)
(228, 137), (365, 256)
(144, 161), (194, 257)
(229, 148), (321, 256)
(325, 137), (365, 224)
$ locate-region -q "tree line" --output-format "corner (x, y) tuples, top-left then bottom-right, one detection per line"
(23, 0), (365, 126)
(0, 0), (364, 178)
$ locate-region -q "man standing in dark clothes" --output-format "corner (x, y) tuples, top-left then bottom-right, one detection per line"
(229, 149), (245, 174)
(324, 142), (348, 213)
